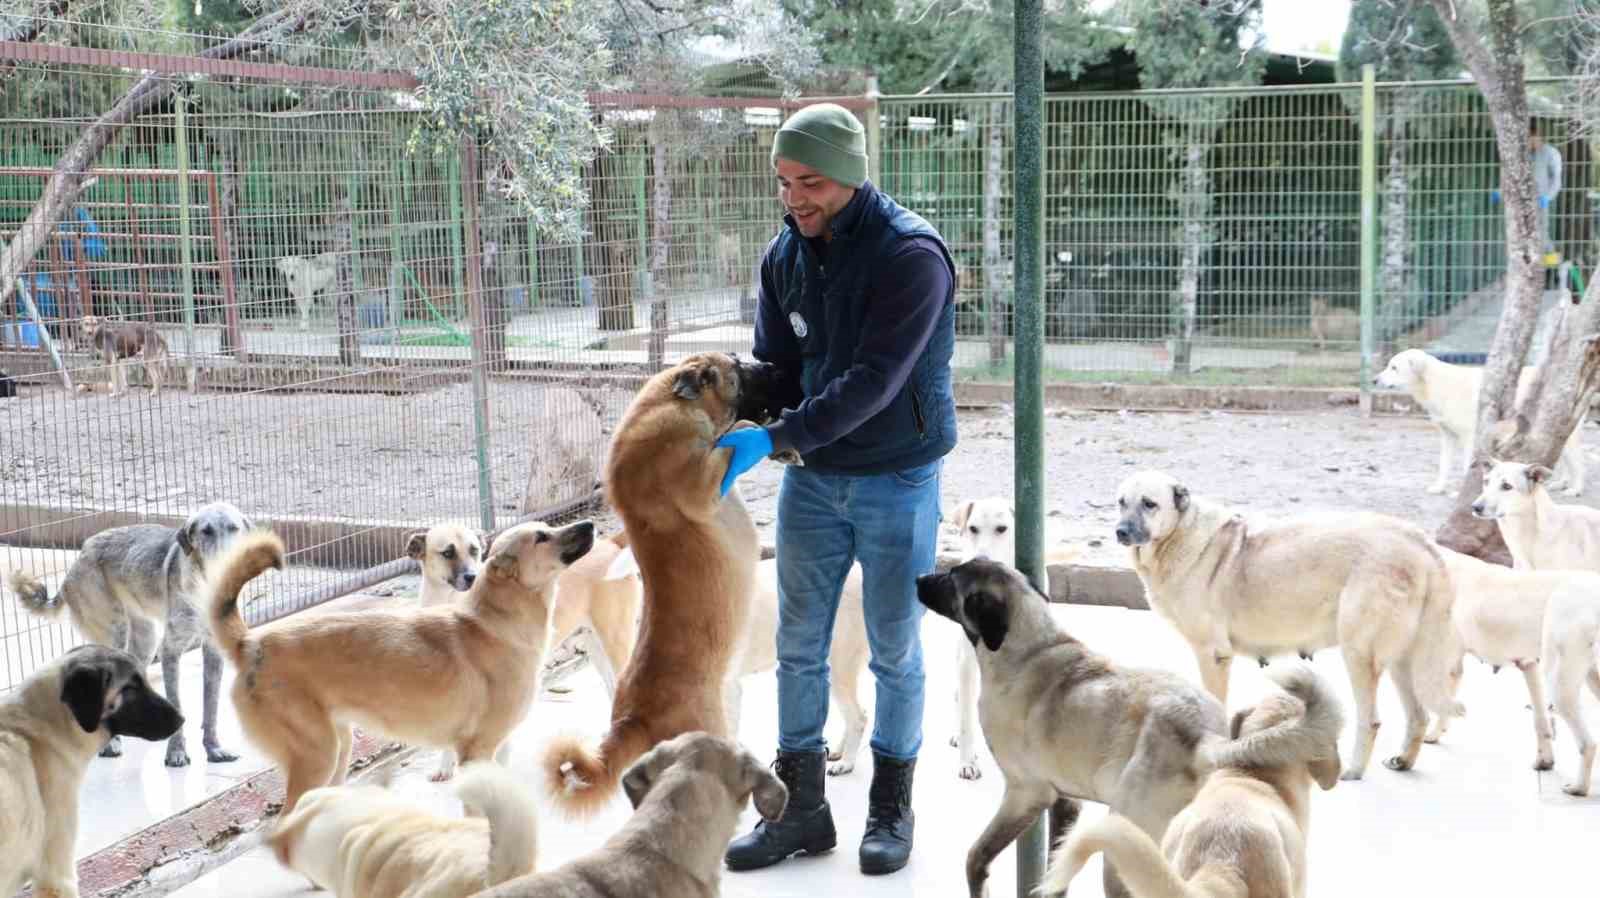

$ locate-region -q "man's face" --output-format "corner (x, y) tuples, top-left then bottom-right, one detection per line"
(775, 157), (855, 240)
(1531, 133), (1545, 151)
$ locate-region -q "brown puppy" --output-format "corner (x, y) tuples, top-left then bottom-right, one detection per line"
(542, 352), (771, 815)
(207, 519), (595, 816)
(483, 732), (788, 898)
(76, 315), (170, 397)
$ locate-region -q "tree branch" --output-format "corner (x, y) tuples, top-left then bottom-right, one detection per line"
(0, 0), (69, 43)
(1426, 0), (1499, 85)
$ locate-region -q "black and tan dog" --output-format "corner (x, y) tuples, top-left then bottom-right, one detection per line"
(1, 645), (184, 898)
(76, 314), (171, 397)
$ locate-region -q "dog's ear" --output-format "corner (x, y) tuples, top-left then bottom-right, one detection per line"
(480, 530), (496, 557)
(405, 530), (428, 560)
(1528, 464), (1555, 485)
(952, 500), (975, 531)
(1229, 706), (1253, 740)
(239, 513), (256, 533)
(741, 751), (789, 822)
(621, 741), (676, 810)
(486, 532), (525, 580)
(671, 364), (719, 401)
(60, 659), (111, 734)
(963, 590), (1009, 652)
(176, 520), (197, 555)
(1309, 749), (1342, 791)
(1171, 483), (1190, 513)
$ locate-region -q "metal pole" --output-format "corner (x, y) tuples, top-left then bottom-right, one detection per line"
(175, 90), (197, 391)
(1359, 63), (1377, 416)
(1013, 0), (1047, 893)
(865, 72), (883, 186)
(17, 281), (72, 391)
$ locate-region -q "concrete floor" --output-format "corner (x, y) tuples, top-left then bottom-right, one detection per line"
(136, 600), (1600, 898)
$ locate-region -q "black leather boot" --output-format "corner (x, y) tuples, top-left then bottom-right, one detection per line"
(725, 749), (837, 871)
(859, 752), (915, 875)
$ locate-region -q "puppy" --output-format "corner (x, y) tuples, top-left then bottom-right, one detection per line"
(207, 519), (595, 816)
(1472, 460), (1600, 570)
(9, 501), (253, 766)
(1, 645), (184, 898)
(1043, 663), (1345, 898)
(478, 732), (788, 898)
(268, 761), (537, 898)
(1308, 296), (1359, 351)
(409, 522), (488, 607)
(945, 498), (1080, 780)
(1115, 470), (1461, 780)
(918, 559), (1246, 898)
(276, 252), (338, 331)
(75, 314), (171, 397)
(1374, 349), (1585, 495)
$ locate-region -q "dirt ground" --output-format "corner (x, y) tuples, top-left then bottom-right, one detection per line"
(8, 380), (1600, 571)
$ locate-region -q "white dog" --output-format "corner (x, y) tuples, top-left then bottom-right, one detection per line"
(1374, 349), (1585, 496)
(276, 252), (338, 331)
(1473, 460), (1600, 571)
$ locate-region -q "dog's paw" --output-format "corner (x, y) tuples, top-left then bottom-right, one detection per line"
(957, 762), (983, 781)
(1339, 766), (1365, 782)
(205, 745), (239, 764)
(1535, 755), (1555, 772)
(1382, 755), (1413, 772)
(99, 735), (124, 758)
(826, 746), (843, 762)
(949, 735), (960, 748)
(827, 759), (855, 776)
(429, 769), (455, 783)
(1563, 782), (1590, 797)
(165, 745), (192, 768)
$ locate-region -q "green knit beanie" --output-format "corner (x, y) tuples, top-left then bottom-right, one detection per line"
(771, 103), (868, 188)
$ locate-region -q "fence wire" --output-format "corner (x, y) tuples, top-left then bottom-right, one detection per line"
(0, 36), (1588, 690)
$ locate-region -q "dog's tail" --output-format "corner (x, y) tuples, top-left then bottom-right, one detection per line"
(456, 761), (540, 887)
(7, 568), (64, 618)
(206, 530), (284, 667)
(1041, 813), (1241, 898)
(541, 719), (657, 818)
(1202, 662), (1345, 772)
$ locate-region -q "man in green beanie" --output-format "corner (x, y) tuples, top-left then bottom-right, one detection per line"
(717, 102), (958, 877)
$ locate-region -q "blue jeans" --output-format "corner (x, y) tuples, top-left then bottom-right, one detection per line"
(774, 458), (943, 761)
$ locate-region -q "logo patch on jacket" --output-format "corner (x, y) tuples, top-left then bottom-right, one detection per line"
(789, 312), (809, 340)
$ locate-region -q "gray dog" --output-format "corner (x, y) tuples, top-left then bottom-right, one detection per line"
(8, 501), (254, 766)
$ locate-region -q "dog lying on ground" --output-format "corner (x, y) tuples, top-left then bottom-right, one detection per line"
(918, 558), (1298, 898)
(276, 252), (338, 331)
(74, 315), (171, 397)
(1308, 296), (1359, 351)
(479, 732), (788, 898)
(1042, 662), (1345, 898)
(1114, 470), (1461, 780)
(209, 519), (594, 816)
(541, 352), (785, 815)
(1473, 460), (1600, 570)
(0, 645), (184, 898)
(8, 501), (252, 767)
(1374, 349), (1585, 496)
(268, 761), (537, 898)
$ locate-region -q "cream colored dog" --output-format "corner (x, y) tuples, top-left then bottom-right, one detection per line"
(207, 520), (594, 816)
(1541, 588), (1600, 797)
(1374, 349), (1585, 496)
(1042, 662), (1344, 898)
(1114, 470), (1461, 780)
(268, 761), (537, 898)
(409, 522), (488, 607)
(276, 251), (338, 331)
(1472, 460), (1600, 570)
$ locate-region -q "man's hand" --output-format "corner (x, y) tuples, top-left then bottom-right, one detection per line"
(716, 427), (774, 496)
(1539, 194), (1551, 210)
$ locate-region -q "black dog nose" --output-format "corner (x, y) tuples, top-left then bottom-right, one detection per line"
(462, 572), (476, 586)
(1114, 523), (1134, 545)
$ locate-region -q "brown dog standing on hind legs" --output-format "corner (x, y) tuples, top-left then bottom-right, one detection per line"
(541, 351), (786, 816)
(208, 518), (595, 817)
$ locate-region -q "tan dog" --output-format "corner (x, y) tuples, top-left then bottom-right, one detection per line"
(76, 314), (171, 397)
(1114, 471), (1461, 780)
(1541, 588), (1600, 797)
(1042, 663), (1345, 898)
(481, 732), (788, 898)
(1, 645), (184, 898)
(1374, 349), (1585, 496)
(409, 522), (488, 607)
(1308, 296), (1359, 351)
(542, 353), (772, 815)
(207, 519), (595, 816)
(1472, 460), (1600, 570)
(268, 761), (537, 898)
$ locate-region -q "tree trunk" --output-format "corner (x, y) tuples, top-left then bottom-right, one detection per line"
(982, 100), (1007, 366)
(1428, 0), (1551, 560)
(1378, 121), (1410, 349)
(0, 11), (303, 308)
(648, 127), (672, 370)
(1170, 140), (1209, 376)
(592, 138), (636, 332)
(217, 123), (244, 354)
(333, 176), (360, 366)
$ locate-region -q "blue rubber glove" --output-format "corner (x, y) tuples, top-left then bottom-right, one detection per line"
(1539, 194), (1550, 210)
(716, 427), (773, 496)
(1490, 189), (1501, 204)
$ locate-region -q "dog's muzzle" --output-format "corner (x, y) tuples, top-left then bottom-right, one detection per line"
(1469, 501), (1494, 519)
(915, 571), (959, 618)
(558, 521), (597, 565)
(454, 570), (478, 591)
(1114, 521), (1145, 546)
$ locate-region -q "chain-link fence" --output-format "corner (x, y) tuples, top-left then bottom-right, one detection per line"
(0, 28), (1588, 691)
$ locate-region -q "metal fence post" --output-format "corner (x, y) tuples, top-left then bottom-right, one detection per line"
(1013, 0), (1048, 894)
(865, 72), (882, 186)
(460, 135), (496, 533)
(174, 89), (197, 391)
(1359, 64), (1377, 415)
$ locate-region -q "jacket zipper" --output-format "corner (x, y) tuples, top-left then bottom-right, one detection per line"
(911, 388), (926, 438)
